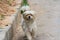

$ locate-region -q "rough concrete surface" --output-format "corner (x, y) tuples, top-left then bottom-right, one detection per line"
(12, 0), (60, 40)
(28, 0), (60, 40)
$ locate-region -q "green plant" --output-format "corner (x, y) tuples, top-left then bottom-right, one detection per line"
(22, 0), (29, 6)
(0, 14), (4, 20)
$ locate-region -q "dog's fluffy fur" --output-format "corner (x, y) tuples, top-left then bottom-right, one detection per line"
(20, 6), (30, 13)
(21, 9), (37, 40)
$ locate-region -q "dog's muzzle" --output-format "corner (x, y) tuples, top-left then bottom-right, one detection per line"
(23, 14), (35, 21)
(28, 16), (31, 19)
(27, 15), (34, 20)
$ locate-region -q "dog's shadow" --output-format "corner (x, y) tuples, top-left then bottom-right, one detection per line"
(18, 36), (28, 40)
(18, 35), (38, 40)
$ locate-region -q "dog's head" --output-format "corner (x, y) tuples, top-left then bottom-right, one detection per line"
(23, 10), (35, 21)
(20, 6), (30, 14)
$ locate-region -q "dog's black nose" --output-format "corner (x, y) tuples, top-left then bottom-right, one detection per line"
(28, 16), (31, 19)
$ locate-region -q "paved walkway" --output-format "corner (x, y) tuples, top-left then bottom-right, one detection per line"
(28, 0), (60, 40)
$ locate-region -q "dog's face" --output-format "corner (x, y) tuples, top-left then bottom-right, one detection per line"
(23, 11), (35, 21)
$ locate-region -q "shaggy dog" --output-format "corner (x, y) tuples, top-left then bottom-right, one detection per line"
(21, 10), (37, 40)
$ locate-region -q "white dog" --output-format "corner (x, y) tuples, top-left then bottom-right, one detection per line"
(21, 10), (37, 40)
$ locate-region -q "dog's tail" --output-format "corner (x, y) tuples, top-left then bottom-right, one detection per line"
(20, 0), (30, 14)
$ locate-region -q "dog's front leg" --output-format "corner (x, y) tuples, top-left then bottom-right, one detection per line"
(26, 32), (32, 40)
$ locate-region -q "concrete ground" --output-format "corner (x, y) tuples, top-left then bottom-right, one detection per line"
(12, 0), (60, 40)
(28, 0), (60, 40)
